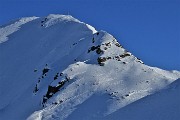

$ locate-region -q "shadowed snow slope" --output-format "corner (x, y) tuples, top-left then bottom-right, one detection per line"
(105, 78), (180, 120)
(0, 14), (180, 120)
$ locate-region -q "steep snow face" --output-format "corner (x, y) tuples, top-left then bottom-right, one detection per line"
(0, 14), (180, 120)
(0, 17), (38, 43)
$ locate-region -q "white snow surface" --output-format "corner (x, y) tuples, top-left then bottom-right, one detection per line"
(0, 14), (179, 120)
(0, 17), (38, 43)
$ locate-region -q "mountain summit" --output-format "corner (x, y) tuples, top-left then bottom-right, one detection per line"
(0, 14), (180, 120)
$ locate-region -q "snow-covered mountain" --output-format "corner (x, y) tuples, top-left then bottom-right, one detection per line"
(0, 14), (179, 120)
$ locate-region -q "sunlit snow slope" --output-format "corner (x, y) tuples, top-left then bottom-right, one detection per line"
(0, 14), (180, 120)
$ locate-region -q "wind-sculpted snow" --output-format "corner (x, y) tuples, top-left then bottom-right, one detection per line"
(0, 17), (38, 43)
(0, 14), (179, 120)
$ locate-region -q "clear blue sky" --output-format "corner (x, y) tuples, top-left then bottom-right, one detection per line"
(0, 0), (179, 70)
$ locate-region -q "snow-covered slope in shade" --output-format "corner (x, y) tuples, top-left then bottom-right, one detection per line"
(0, 14), (179, 120)
(105, 78), (180, 120)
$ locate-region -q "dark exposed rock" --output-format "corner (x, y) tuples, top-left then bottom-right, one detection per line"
(88, 45), (100, 53)
(104, 47), (108, 50)
(92, 37), (95, 43)
(88, 45), (104, 54)
(42, 68), (50, 75)
(33, 84), (39, 93)
(54, 73), (59, 80)
(125, 94), (129, 97)
(115, 42), (122, 47)
(107, 57), (111, 60)
(97, 57), (107, 66)
(137, 57), (141, 61)
(96, 47), (104, 54)
(120, 53), (131, 58)
(105, 42), (111, 47)
(65, 76), (70, 82)
(114, 56), (121, 61)
(60, 73), (63, 76)
(136, 57), (144, 64)
(43, 80), (66, 104)
(72, 43), (77, 45)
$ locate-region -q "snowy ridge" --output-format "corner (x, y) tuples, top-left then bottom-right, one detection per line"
(85, 24), (97, 34)
(42, 14), (81, 28)
(0, 17), (38, 43)
(0, 14), (180, 120)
